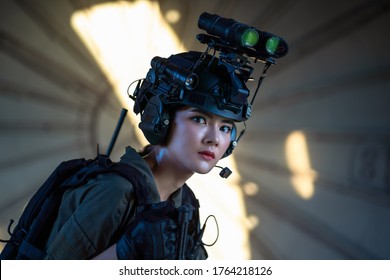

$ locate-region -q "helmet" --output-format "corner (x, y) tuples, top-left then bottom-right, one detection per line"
(163, 51), (252, 121)
(132, 51), (252, 157)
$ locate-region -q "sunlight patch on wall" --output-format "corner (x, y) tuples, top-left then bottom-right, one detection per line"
(165, 9), (181, 24)
(285, 130), (317, 199)
(70, 0), (252, 259)
(70, 0), (185, 146)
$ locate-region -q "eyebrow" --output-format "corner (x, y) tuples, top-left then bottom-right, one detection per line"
(189, 108), (235, 125)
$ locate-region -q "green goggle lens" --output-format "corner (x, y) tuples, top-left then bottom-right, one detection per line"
(266, 37), (281, 55)
(240, 28), (259, 47)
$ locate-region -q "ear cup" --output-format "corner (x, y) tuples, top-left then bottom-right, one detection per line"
(138, 95), (170, 145)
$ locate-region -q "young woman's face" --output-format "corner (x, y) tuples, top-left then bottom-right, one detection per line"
(164, 107), (235, 175)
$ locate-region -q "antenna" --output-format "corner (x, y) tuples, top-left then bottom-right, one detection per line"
(106, 108), (128, 157)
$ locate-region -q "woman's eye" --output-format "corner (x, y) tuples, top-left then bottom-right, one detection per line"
(221, 125), (232, 134)
(192, 116), (206, 124)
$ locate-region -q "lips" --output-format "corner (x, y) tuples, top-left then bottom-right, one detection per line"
(198, 150), (215, 160)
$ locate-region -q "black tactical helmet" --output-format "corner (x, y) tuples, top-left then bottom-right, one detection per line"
(133, 51), (252, 151)
(163, 51), (252, 122)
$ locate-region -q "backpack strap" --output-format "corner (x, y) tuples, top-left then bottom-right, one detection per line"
(18, 239), (46, 259)
(179, 184), (208, 259)
(181, 184), (200, 210)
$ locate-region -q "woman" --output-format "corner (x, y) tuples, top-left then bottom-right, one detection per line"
(96, 50), (250, 260)
(94, 105), (234, 259)
(43, 51), (251, 260)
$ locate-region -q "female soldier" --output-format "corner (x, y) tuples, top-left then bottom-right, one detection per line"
(92, 50), (252, 260)
(43, 50), (253, 260)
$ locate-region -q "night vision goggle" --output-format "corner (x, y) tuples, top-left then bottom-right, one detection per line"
(132, 12), (288, 122)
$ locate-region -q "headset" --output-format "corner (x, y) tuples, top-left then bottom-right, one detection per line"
(128, 12), (288, 176)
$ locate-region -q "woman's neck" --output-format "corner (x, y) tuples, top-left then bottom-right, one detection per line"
(144, 146), (193, 201)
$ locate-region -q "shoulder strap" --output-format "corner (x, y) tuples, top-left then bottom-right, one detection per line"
(179, 184), (209, 259)
(62, 156), (151, 206)
(181, 184), (200, 210)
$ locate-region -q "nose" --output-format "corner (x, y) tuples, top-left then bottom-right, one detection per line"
(203, 125), (219, 146)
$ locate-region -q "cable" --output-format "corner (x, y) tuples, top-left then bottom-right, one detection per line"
(201, 214), (219, 247)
